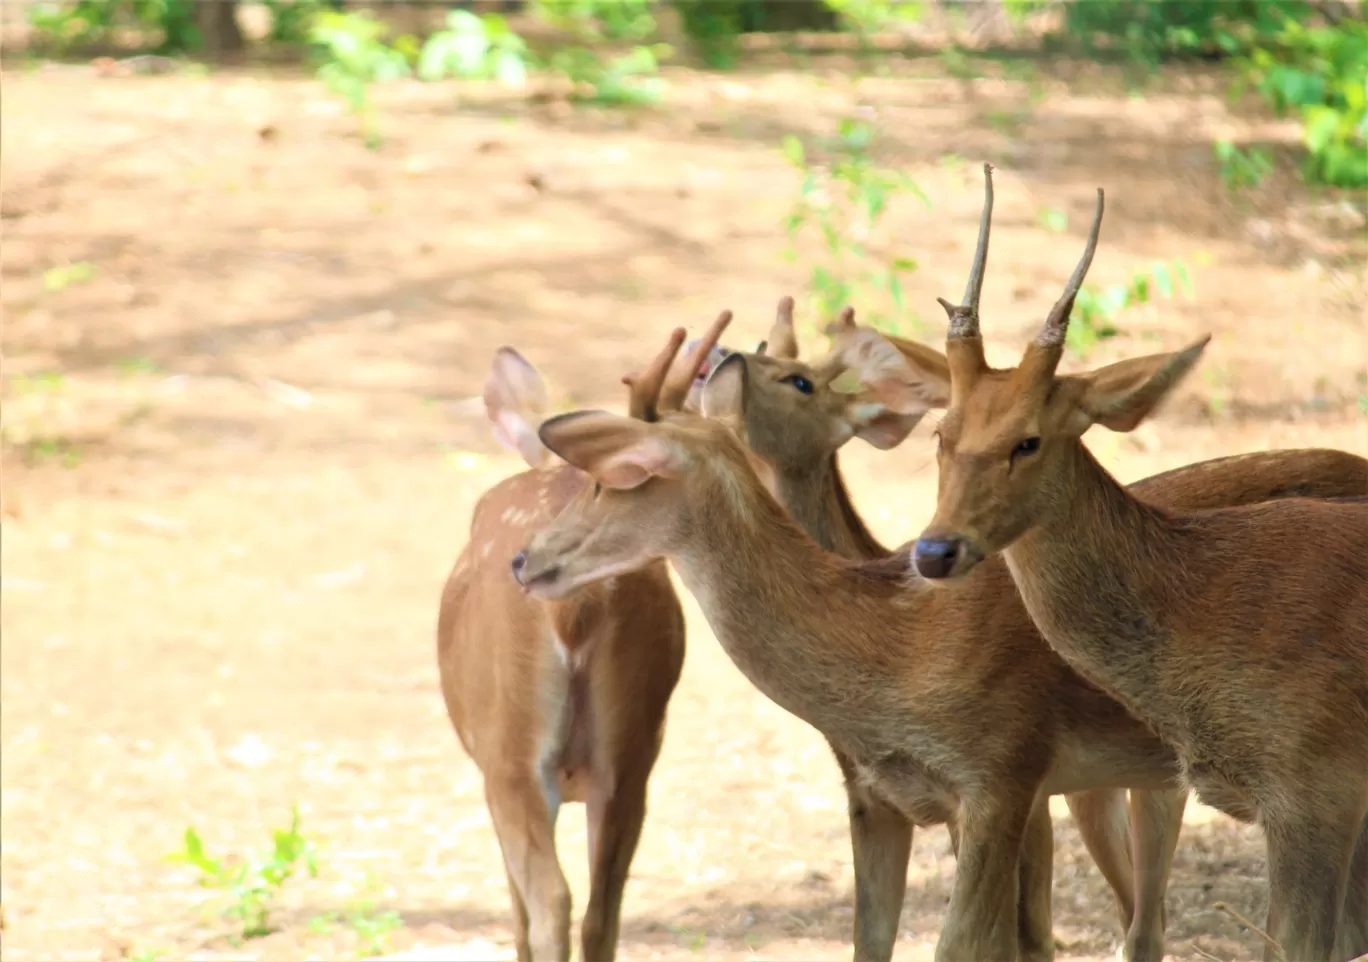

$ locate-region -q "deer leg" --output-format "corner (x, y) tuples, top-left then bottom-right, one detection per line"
(485, 774), (572, 962)
(1124, 788), (1185, 962)
(934, 792), (1033, 962)
(581, 769), (650, 962)
(1065, 789), (1135, 933)
(832, 747), (913, 962)
(1263, 800), (1362, 962)
(1335, 808), (1368, 962)
(502, 865), (533, 962)
(1015, 792), (1056, 962)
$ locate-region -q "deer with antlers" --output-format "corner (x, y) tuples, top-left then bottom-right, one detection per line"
(912, 163), (1368, 962)
(437, 317), (730, 962)
(508, 302), (1367, 960)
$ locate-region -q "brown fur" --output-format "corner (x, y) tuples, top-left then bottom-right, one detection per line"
(917, 167), (1368, 962)
(515, 377), (1368, 962)
(436, 324), (729, 962)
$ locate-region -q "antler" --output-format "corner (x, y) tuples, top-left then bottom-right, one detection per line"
(1037, 187), (1105, 349)
(938, 162), (995, 341)
(762, 296), (799, 359)
(657, 309), (734, 414)
(623, 327), (687, 422)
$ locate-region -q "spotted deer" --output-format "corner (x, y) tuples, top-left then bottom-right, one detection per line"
(436, 314), (731, 962)
(508, 322), (1368, 961)
(912, 163), (1368, 962)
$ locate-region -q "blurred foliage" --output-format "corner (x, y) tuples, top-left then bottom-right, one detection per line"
(260, 0), (322, 45)
(309, 10), (410, 148)
(782, 119), (930, 338)
(1068, 260), (1194, 356)
(417, 10), (530, 85)
(1213, 140), (1274, 192)
(1010, 0), (1312, 63)
(28, 0), (201, 52)
(1238, 18), (1368, 187)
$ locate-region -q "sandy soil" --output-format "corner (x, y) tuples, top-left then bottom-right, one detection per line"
(2, 50), (1365, 962)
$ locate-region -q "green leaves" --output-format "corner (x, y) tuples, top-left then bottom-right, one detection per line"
(781, 116), (928, 337)
(418, 11), (529, 85)
(167, 807), (318, 942)
(1067, 260), (1195, 357)
(1241, 18), (1368, 188)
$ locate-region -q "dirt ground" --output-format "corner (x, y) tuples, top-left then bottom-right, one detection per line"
(2, 50), (1366, 962)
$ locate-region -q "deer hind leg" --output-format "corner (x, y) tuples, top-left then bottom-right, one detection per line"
(485, 774), (572, 962)
(1263, 798), (1363, 962)
(934, 792), (1034, 962)
(1066, 789), (1135, 934)
(581, 769), (650, 962)
(1124, 788), (1186, 962)
(1335, 807), (1368, 962)
(1015, 792), (1056, 962)
(832, 749), (914, 962)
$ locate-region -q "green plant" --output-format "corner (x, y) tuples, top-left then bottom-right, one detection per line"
(671, 0), (744, 68)
(1213, 139), (1275, 191)
(262, 0), (321, 45)
(167, 806), (319, 941)
(418, 10), (530, 84)
(1036, 206), (1069, 232)
(310, 11), (410, 148)
(1066, 259), (1194, 356)
(1239, 18), (1368, 187)
(42, 261), (96, 293)
(782, 118), (930, 339)
(28, 0), (201, 53)
(823, 0), (924, 42)
(311, 893), (402, 959)
(533, 0), (670, 105)
(1045, 0), (1309, 65)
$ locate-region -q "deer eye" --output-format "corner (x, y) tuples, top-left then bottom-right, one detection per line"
(592, 481), (603, 498)
(1011, 437), (1041, 460)
(782, 374), (815, 395)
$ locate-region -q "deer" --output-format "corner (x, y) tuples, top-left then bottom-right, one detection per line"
(436, 314), (731, 962)
(911, 162), (1368, 962)
(721, 297), (1183, 962)
(507, 320), (1368, 961)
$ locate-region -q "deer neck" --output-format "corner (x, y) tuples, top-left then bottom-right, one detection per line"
(1002, 441), (1185, 715)
(668, 452), (913, 741)
(771, 455), (889, 562)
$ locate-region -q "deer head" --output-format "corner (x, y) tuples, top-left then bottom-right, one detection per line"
(912, 165), (1211, 581)
(720, 297), (946, 474)
(506, 309), (734, 593)
(509, 336), (932, 600)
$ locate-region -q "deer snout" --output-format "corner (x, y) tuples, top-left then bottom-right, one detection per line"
(913, 537), (967, 580)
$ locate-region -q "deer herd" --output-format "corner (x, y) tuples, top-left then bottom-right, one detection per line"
(438, 164), (1368, 962)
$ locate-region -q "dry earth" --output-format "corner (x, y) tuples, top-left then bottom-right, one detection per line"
(2, 49), (1366, 962)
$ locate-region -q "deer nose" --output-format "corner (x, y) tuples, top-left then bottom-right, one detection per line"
(913, 538), (963, 580)
(510, 552), (528, 580)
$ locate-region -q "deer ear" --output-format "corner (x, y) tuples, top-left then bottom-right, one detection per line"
(700, 352), (748, 423)
(485, 347), (550, 468)
(538, 411), (683, 490)
(828, 329), (947, 449)
(1070, 336), (1210, 434)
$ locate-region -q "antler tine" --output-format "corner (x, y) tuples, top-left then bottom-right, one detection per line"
(765, 296), (799, 359)
(658, 309), (734, 413)
(623, 326), (687, 421)
(1039, 187), (1105, 347)
(938, 162), (995, 339)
